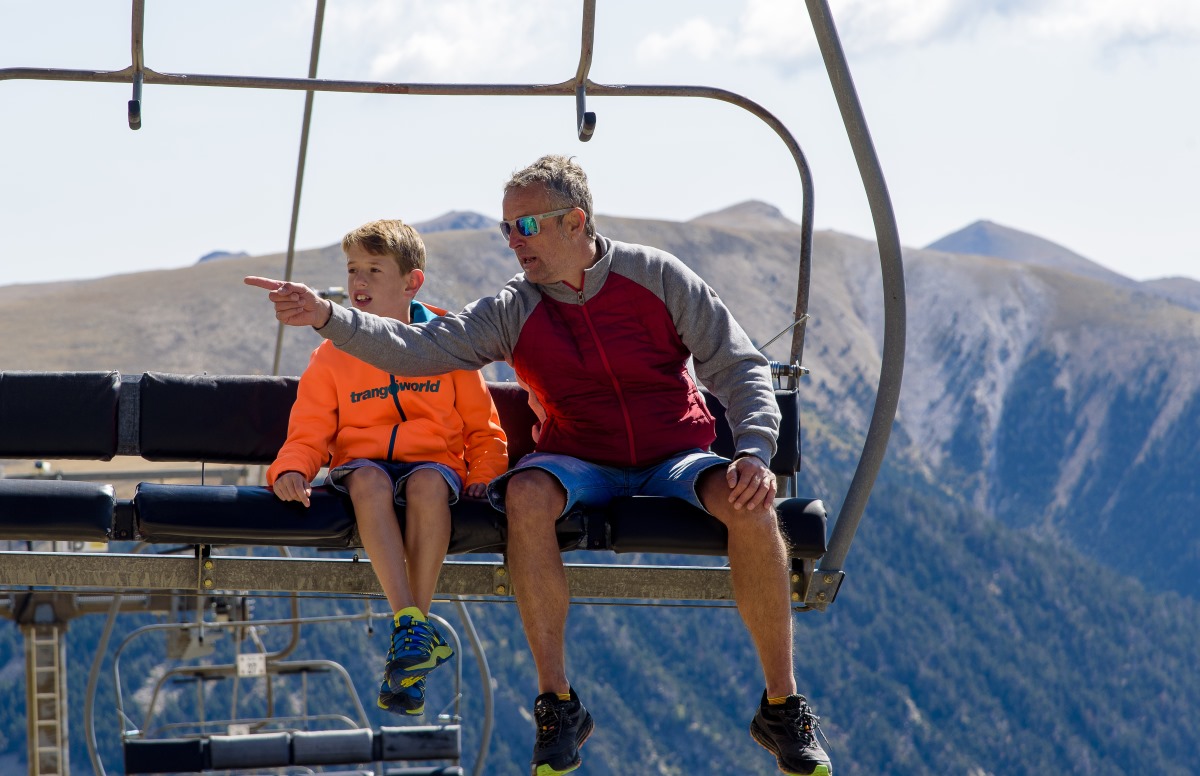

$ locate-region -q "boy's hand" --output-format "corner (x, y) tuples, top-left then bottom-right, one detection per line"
(244, 276), (333, 328)
(464, 483), (488, 499)
(273, 471), (312, 507)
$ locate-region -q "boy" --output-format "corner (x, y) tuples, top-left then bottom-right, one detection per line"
(265, 219), (508, 715)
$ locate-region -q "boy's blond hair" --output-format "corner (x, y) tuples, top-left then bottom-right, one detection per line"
(342, 219), (426, 274)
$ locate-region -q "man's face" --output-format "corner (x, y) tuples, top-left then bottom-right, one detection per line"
(345, 244), (415, 322)
(502, 185), (581, 287)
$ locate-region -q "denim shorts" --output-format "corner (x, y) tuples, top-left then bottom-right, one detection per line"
(486, 448), (729, 518)
(327, 459), (463, 506)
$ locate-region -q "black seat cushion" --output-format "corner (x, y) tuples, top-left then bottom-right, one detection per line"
(603, 496), (826, 560)
(134, 483), (354, 546)
(0, 479), (115, 540)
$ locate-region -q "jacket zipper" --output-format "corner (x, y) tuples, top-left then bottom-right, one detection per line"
(387, 374), (407, 461)
(569, 284), (638, 464)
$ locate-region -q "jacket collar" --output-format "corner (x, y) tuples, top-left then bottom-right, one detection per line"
(533, 234), (613, 304)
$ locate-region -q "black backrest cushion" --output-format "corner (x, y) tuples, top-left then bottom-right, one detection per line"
(0, 371), (120, 459)
(139, 372), (297, 463)
(703, 389), (800, 474)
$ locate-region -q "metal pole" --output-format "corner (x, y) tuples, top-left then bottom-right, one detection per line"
(271, 0), (327, 377)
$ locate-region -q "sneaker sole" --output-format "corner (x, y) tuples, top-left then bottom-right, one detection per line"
(750, 722), (832, 776)
(377, 696), (425, 716)
(531, 716), (593, 776)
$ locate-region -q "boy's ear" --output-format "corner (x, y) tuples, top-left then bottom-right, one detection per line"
(405, 268), (425, 296)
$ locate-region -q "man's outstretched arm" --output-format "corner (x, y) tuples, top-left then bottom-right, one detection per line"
(244, 276), (333, 329)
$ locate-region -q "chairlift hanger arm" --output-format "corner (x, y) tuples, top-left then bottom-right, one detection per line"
(574, 0), (598, 140)
(803, 0), (906, 578)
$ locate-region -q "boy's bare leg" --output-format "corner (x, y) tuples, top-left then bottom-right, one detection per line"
(697, 468), (797, 698)
(401, 468), (452, 614)
(347, 466), (415, 613)
(504, 469), (571, 694)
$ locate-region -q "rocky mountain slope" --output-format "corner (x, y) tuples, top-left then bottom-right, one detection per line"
(2, 206), (1199, 773)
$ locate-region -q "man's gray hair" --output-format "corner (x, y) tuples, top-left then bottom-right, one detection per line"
(504, 155), (596, 238)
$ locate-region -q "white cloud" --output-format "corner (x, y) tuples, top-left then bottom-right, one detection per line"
(1023, 0), (1200, 46)
(636, 17), (732, 63)
(326, 0), (571, 80)
(639, 0), (1200, 73)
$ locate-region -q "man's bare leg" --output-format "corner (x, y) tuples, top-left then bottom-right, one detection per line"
(504, 469), (571, 694)
(698, 467), (797, 698)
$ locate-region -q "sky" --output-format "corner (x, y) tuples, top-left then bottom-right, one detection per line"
(1, 0), (1198, 287)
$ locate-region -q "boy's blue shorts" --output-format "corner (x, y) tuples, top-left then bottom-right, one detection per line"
(327, 459), (463, 506)
(486, 448), (728, 519)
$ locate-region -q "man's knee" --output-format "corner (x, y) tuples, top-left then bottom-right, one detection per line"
(697, 466), (778, 528)
(504, 469), (567, 527)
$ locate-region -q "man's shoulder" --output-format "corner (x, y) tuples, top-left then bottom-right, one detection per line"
(603, 236), (697, 290)
(604, 236), (689, 274)
(462, 274), (542, 314)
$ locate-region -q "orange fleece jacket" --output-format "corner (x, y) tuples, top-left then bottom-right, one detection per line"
(267, 308), (507, 488)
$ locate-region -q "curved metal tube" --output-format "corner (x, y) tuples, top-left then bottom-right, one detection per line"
(804, 0), (906, 574)
(452, 599), (494, 776)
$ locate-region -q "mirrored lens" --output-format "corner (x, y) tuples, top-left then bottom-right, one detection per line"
(515, 216), (539, 237)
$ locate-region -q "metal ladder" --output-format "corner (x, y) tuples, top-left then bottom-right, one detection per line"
(23, 623), (69, 776)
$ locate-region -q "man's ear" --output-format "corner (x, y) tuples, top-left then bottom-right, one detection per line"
(565, 207), (586, 237)
(405, 268), (425, 296)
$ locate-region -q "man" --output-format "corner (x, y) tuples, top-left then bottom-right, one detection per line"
(245, 155), (831, 776)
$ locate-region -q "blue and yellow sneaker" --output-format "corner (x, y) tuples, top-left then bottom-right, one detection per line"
(384, 608), (454, 693)
(377, 674), (426, 716)
(530, 687), (593, 776)
(749, 691), (832, 775)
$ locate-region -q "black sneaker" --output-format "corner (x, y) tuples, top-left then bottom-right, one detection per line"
(750, 691), (832, 776)
(377, 675), (426, 716)
(530, 687), (594, 776)
(385, 611), (454, 692)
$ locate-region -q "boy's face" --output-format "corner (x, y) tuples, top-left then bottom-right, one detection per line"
(345, 244), (419, 322)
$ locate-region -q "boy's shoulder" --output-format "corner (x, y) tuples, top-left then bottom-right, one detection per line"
(414, 300), (449, 319)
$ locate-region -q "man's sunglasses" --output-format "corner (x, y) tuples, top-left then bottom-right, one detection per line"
(498, 208), (576, 239)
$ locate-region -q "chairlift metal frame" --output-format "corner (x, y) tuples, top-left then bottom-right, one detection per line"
(0, 0), (905, 605)
(2, 4), (904, 773)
